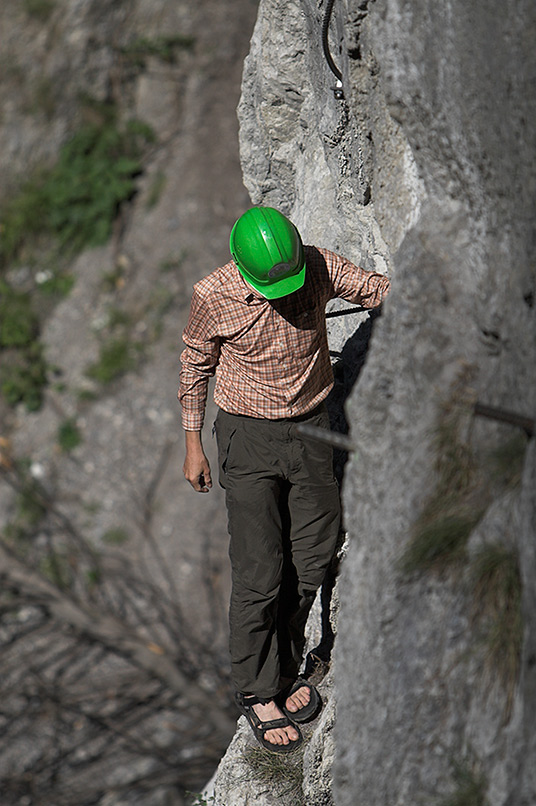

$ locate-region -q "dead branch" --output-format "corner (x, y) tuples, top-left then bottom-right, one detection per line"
(0, 542), (235, 737)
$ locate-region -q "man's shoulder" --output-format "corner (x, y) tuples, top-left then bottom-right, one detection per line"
(305, 244), (344, 265)
(304, 245), (346, 281)
(193, 261), (239, 299)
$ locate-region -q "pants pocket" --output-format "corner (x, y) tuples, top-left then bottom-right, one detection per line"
(214, 410), (237, 489)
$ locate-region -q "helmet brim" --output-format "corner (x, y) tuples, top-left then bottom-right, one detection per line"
(244, 264), (306, 299)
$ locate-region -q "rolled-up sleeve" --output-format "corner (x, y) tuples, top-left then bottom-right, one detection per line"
(178, 288), (220, 431)
(327, 250), (390, 307)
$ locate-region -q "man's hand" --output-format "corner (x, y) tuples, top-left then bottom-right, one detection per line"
(183, 431), (212, 493)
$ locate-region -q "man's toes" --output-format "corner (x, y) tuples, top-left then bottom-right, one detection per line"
(287, 695), (300, 711)
(297, 688), (310, 705)
(265, 726), (298, 745)
(265, 729), (286, 745)
(288, 725), (299, 742)
(287, 686), (310, 711)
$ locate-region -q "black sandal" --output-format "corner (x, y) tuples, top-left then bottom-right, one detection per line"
(280, 677), (322, 724)
(235, 692), (303, 753)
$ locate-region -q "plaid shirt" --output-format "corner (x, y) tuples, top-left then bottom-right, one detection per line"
(179, 246), (390, 430)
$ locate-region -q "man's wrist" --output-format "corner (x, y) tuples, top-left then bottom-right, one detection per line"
(185, 430), (204, 452)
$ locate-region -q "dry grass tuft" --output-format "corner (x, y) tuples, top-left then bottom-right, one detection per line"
(400, 368), (481, 574)
(470, 543), (523, 718)
(243, 744), (304, 804)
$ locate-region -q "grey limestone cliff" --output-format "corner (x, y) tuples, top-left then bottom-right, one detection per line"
(206, 0), (536, 804)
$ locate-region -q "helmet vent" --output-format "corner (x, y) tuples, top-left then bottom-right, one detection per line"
(268, 262), (291, 279)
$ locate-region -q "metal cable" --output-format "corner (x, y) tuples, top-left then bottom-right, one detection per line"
(322, 0), (343, 81)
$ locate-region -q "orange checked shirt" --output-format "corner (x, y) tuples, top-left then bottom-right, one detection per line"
(179, 246), (390, 430)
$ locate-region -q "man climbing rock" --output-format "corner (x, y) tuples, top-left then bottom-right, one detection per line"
(179, 207), (389, 751)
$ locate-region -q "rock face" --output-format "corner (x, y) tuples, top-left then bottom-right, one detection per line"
(208, 0), (536, 804)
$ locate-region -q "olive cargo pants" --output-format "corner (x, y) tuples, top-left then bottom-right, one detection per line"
(214, 404), (341, 699)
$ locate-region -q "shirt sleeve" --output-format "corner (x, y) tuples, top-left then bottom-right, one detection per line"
(325, 249), (390, 307)
(178, 286), (220, 431)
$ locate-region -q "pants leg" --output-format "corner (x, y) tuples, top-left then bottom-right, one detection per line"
(278, 408), (341, 681)
(216, 410), (285, 698)
(215, 406), (340, 699)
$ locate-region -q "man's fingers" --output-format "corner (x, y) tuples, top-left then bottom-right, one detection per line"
(182, 451), (212, 493)
(187, 474), (209, 493)
(196, 472), (212, 493)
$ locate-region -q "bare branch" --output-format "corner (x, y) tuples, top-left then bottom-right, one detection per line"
(0, 542), (235, 737)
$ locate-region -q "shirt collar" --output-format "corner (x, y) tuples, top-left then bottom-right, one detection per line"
(235, 265), (265, 303)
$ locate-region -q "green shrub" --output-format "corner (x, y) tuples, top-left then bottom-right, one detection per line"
(85, 336), (137, 385)
(0, 117), (154, 263)
(438, 758), (487, 806)
(0, 342), (48, 411)
(57, 418), (82, 452)
(0, 176), (50, 264)
(0, 113), (154, 410)
(101, 267), (125, 292)
(146, 284), (175, 339)
(23, 0), (56, 21)
(3, 468), (48, 546)
(106, 306), (132, 329)
(37, 270), (75, 298)
(0, 281), (38, 347)
(43, 122), (145, 253)
(86, 568), (102, 587)
(120, 34), (195, 67)
(0, 281), (48, 410)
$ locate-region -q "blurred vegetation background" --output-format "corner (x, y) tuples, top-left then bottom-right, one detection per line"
(0, 2), (259, 804)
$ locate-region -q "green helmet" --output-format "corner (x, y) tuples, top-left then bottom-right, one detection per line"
(229, 207), (306, 299)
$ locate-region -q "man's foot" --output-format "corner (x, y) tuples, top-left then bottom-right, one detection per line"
(281, 678), (322, 723)
(285, 683), (311, 716)
(252, 700), (300, 746)
(235, 692), (303, 753)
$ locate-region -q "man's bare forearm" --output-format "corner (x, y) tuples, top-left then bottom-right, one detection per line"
(185, 429), (203, 451)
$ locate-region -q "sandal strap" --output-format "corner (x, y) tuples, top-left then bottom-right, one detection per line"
(256, 716), (292, 731)
(236, 693), (295, 732)
(236, 692), (273, 707)
(247, 709), (295, 733)
(292, 676), (313, 691)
